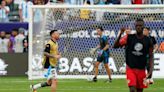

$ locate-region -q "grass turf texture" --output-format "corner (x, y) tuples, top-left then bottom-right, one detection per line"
(0, 76), (164, 92)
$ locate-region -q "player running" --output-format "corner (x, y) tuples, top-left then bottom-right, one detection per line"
(90, 26), (112, 82)
(143, 27), (158, 84)
(31, 30), (61, 92)
(113, 19), (153, 92)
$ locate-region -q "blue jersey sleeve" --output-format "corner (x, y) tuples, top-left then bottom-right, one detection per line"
(102, 36), (108, 45)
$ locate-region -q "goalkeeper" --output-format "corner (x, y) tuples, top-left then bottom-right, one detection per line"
(90, 26), (112, 82)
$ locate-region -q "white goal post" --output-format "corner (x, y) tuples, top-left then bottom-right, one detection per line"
(28, 5), (164, 80)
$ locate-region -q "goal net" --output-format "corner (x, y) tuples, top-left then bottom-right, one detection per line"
(28, 5), (164, 80)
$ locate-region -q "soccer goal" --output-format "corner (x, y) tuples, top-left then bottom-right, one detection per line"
(28, 5), (164, 80)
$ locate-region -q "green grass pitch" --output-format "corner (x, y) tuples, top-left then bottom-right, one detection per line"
(0, 76), (164, 92)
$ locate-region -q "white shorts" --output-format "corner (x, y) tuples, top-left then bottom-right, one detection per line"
(45, 68), (58, 80)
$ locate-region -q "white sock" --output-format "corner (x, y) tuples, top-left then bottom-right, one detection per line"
(33, 83), (42, 89)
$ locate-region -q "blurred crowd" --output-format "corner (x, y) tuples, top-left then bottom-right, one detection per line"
(0, 0), (163, 22)
(0, 28), (28, 53)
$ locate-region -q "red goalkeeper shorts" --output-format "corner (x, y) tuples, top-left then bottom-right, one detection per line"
(126, 66), (147, 89)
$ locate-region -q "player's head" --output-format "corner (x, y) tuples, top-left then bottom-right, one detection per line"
(12, 29), (18, 36)
(0, 31), (6, 38)
(5, 32), (11, 39)
(143, 27), (150, 36)
(96, 26), (104, 36)
(86, 0), (91, 5)
(135, 18), (145, 35)
(50, 30), (60, 40)
(18, 28), (25, 34)
(125, 28), (131, 35)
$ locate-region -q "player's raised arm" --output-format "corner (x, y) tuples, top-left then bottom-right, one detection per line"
(113, 28), (126, 48)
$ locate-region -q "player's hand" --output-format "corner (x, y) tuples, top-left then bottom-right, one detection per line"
(120, 27), (126, 34)
(97, 49), (104, 57)
(90, 48), (97, 55)
(143, 78), (149, 86)
(54, 55), (61, 59)
(153, 49), (156, 53)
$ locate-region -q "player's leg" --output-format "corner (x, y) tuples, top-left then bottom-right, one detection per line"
(137, 88), (143, 92)
(146, 56), (154, 84)
(136, 69), (148, 92)
(94, 61), (101, 77)
(31, 81), (51, 92)
(129, 86), (137, 92)
(50, 79), (57, 92)
(104, 63), (112, 82)
(93, 61), (101, 82)
(103, 57), (112, 82)
(126, 67), (137, 92)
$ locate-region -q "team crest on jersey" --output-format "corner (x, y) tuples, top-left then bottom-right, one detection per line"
(134, 43), (143, 51)
(132, 43), (143, 56)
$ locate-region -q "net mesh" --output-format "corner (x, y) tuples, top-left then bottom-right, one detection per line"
(29, 6), (164, 79)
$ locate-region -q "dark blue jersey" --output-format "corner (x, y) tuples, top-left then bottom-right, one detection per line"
(99, 35), (109, 56)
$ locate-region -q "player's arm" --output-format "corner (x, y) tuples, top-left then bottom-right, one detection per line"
(44, 44), (61, 59)
(152, 37), (158, 53)
(8, 40), (11, 50)
(102, 37), (109, 51)
(113, 28), (126, 48)
(90, 45), (100, 55)
(147, 41), (154, 78)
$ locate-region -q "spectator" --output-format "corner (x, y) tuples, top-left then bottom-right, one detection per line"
(110, 0), (120, 4)
(34, 0), (44, 5)
(149, 0), (162, 4)
(0, 31), (10, 53)
(14, 28), (25, 53)
(64, 0), (81, 5)
(5, 32), (11, 39)
(80, 0), (91, 20)
(98, 0), (110, 5)
(0, 0), (10, 22)
(121, 0), (132, 4)
(14, 0), (21, 5)
(23, 34), (28, 52)
(19, 0), (33, 22)
(9, 29), (18, 53)
(132, 0), (142, 4)
(86, 0), (94, 5)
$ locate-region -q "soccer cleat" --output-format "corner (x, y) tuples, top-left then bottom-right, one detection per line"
(149, 78), (154, 84)
(92, 77), (97, 82)
(30, 85), (37, 92)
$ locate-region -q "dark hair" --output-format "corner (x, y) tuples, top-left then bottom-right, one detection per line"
(144, 27), (150, 31)
(97, 26), (104, 31)
(136, 18), (144, 23)
(86, 0), (91, 4)
(50, 30), (57, 36)
(12, 29), (18, 32)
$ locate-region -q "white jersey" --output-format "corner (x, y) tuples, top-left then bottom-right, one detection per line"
(0, 38), (9, 53)
(19, 1), (33, 22)
(14, 34), (25, 53)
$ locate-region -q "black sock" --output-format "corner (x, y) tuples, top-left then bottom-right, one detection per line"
(41, 82), (50, 87)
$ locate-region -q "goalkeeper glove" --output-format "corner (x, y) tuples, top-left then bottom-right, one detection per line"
(90, 48), (97, 55)
(97, 49), (104, 57)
